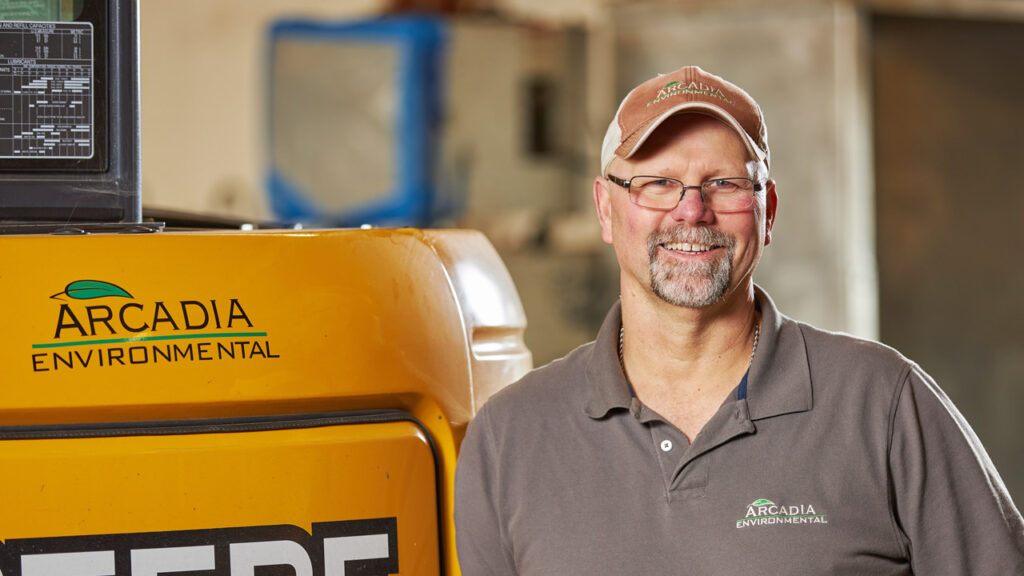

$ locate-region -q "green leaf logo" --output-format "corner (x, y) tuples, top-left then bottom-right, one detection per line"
(664, 81), (680, 88)
(751, 499), (774, 507)
(51, 280), (133, 301)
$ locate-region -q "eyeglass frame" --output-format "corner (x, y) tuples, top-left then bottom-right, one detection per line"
(605, 173), (765, 211)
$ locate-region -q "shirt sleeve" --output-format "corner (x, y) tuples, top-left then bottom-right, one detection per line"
(455, 405), (518, 576)
(889, 364), (1024, 574)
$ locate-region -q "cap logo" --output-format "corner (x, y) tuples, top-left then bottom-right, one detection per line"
(647, 80), (733, 107)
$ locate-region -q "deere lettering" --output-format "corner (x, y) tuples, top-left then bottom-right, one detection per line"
(30, 280), (280, 372)
(0, 518), (398, 576)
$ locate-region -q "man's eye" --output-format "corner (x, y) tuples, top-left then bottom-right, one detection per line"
(706, 179), (741, 192)
(636, 179), (677, 192)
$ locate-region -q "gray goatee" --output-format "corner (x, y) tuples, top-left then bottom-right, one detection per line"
(647, 226), (736, 308)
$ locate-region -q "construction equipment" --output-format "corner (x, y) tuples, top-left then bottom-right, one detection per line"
(0, 2), (529, 575)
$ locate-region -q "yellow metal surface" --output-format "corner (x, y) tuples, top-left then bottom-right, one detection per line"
(1, 419), (439, 574)
(0, 227), (531, 575)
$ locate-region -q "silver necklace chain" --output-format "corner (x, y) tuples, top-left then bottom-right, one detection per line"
(750, 321), (760, 365)
(617, 320), (760, 375)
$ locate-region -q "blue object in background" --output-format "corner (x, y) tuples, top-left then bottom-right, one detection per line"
(267, 16), (447, 228)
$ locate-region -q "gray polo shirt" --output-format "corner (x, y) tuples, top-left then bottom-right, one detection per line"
(454, 288), (1024, 575)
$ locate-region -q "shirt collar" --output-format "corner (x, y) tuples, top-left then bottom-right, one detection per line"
(748, 286), (813, 420)
(583, 300), (632, 419)
(582, 287), (813, 421)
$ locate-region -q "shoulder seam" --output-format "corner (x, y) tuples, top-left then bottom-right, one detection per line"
(885, 363), (914, 561)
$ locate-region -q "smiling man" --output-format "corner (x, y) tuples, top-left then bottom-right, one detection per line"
(454, 66), (1024, 574)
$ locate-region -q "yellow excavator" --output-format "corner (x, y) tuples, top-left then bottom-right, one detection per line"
(0, 2), (529, 575)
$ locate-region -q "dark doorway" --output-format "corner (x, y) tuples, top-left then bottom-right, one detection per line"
(873, 14), (1024, 501)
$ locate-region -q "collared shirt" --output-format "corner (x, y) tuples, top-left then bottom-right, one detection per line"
(454, 287), (1024, 575)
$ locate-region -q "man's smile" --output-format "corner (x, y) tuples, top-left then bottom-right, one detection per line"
(660, 241), (719, 254)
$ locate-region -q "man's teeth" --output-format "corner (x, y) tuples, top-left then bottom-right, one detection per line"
(664, 242), (713, 253)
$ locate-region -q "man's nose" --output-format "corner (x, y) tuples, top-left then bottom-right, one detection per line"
(669, 186), (714, 223)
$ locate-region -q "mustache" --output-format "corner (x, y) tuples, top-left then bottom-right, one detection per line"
(647, 226), (735, 252)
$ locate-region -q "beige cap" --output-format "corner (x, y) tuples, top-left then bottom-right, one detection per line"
(600, 66), (769, 176)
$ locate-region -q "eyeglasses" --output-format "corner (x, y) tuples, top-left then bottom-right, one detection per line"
(606, 174), (763, 212)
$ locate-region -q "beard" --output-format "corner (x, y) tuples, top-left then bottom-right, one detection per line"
(647, 226), (736, 308)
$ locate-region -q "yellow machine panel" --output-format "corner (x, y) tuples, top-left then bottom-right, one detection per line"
(2, 418), (438, 574)
(0, 228), (531, 575)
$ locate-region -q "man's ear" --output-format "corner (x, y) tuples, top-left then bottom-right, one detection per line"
(764, 178), (778, 246)
(594, 176), (614, 245)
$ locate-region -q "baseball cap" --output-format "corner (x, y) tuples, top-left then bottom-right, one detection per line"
(600, 66), (769, 176)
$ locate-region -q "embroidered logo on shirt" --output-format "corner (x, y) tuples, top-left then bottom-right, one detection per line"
(736, 498), (829, 528)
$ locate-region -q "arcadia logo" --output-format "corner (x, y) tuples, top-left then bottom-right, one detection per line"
(51, 280), (133, 300)
(646, 80), (733, 108)
(30, 280), (280, 372)
(736, 498), (828, 529)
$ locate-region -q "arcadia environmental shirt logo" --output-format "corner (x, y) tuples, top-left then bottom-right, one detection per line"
(31, 279), (279, 372)
(736, 498), (829, 529)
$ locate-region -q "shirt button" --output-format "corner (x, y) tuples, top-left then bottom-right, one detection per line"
(660, 439), (673, 452)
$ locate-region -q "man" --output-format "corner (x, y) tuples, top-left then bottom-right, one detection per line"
(454, 65), (1024, 574)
